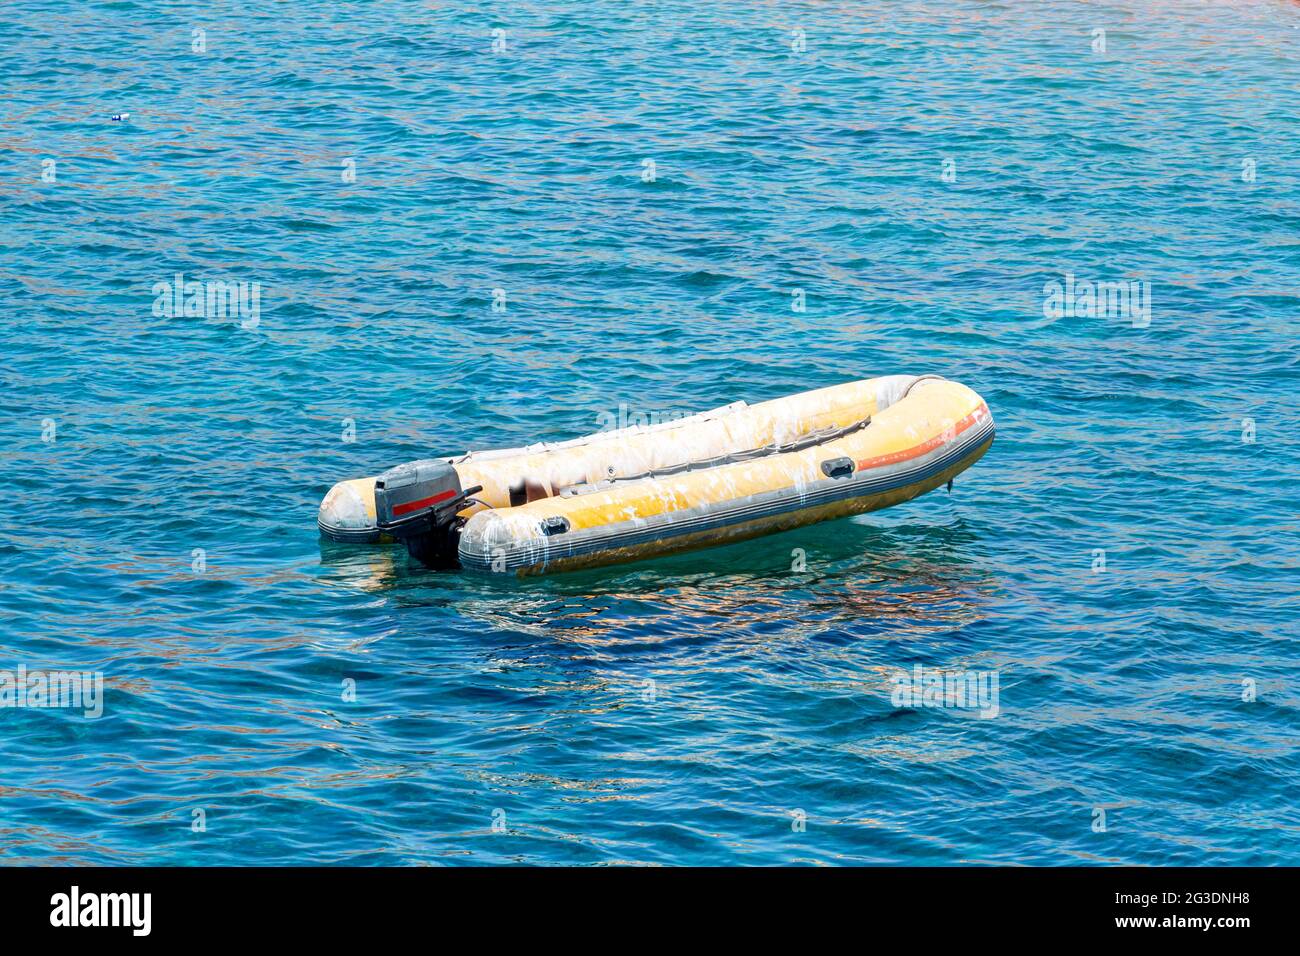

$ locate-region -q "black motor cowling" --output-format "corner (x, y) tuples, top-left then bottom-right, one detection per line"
(374, 459), (481, 568)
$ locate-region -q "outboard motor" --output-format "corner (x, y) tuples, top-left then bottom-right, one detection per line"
(374, 459), (482, 568)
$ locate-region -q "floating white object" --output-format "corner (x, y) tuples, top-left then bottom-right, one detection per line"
(319, 375), (996, 575)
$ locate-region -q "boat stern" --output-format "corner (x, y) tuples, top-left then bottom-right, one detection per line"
(318, 477), (382, 543)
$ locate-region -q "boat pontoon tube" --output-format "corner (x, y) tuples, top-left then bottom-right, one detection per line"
(318, 374), (994, 575)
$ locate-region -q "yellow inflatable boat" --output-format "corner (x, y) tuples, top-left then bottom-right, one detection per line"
(318, 374), (994, 575)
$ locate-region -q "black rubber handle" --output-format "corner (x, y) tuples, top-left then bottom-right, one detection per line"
(540, 516), (570, 536)
(820, 457), (855, 478)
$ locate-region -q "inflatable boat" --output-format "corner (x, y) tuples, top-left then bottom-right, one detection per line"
(318, 374), (994, 575)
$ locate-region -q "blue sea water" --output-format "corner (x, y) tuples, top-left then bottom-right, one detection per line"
(1, 0), (1298, 866)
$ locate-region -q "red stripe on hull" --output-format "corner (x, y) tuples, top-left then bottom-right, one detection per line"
(855, 403), (990, 472)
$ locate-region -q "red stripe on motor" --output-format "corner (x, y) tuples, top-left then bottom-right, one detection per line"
(393, 488), (458, 516)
